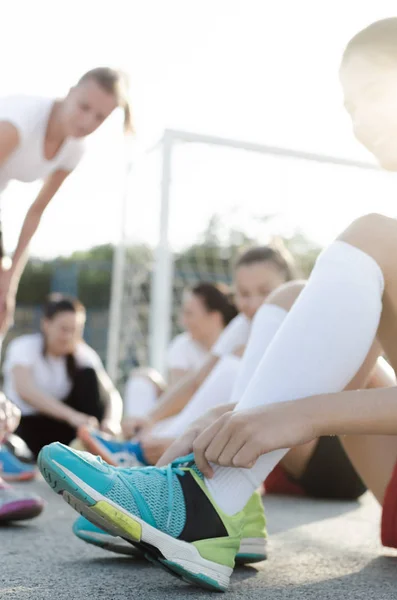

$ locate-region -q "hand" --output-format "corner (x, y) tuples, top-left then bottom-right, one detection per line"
(121, 416), (152, 439)
(67, 411), (99, 430)
(0, 393), (21, 441)
(156, 403), (235, 466)
(140, 436), (174, 465)
(192, 401), (318, 478)
(101, 418), (122, 437)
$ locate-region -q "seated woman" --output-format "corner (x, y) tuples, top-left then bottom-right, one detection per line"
(80, 242), (368, 501)
(3, 294), (122, 457)
(120, 242), (295, 439)
(121, 281), (238, 419)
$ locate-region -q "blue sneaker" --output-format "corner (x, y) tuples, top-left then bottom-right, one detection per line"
(39, 443), (247, 591)
(73, 515), (143, 557)
(78, 427), (148, 467)
(72, 492), (267, 565)
(0, 444), (37, 482)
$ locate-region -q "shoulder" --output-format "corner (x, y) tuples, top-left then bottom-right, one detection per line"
(75, 341), (102, 369)
(228, 313), (251, 331)
(3, 334), (42, 368)
(167, 332), (192, 353)
(0, 95), (51, 141)
(0, 94), (49, 117)
(7, 333), (42, 354)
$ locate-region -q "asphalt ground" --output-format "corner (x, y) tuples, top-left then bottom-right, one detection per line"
(1, 479), (396, 600)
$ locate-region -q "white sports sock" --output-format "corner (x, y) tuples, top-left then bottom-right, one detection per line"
(205, 241), (384, 514)
(230, 304), (287, 405)
(124, 375), (159, 418)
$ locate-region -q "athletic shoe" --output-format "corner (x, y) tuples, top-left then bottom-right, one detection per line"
(0, 478), (45, 521)
(73, 515), (144, 557)
(39, 443), (250, 591)
(235, 491), (267, 564)
(72, 491), (267, 564)
(4, 433), (35, 464)
(77, 426), (148, 467)
(0, 444), (37, 482)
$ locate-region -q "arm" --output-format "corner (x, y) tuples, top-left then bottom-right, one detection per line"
(121, 355), (220, 439)
(191, 386), (397, 476)
(317, 386), (397, 437)
(12, 365), (91, 426)
(167, 368), (190, 388)
(148, 354), (220, 423)
(97, 368), (123, 434)
(8, 169), (71, 293)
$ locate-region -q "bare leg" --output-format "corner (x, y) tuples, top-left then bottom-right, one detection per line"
(337, 214), (397, 503)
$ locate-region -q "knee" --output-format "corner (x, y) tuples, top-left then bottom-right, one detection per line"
(338, 213), (397, 271)
(265, 280), (307, 312)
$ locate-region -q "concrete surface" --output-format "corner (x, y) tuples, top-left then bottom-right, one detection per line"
(1, 479), (397, 599)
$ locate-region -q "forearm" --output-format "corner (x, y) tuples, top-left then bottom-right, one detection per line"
(149, 378), (196, 423)
(9, 209), (41, 291)
(16, 384), (76, 422)
(309, 386), (397, 437)
(9, 170), (69, 292)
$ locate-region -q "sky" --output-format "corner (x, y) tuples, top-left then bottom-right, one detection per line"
(2, 0), (397, 258)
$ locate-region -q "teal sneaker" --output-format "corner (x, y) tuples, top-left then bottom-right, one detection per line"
(73, 491), (267, 564)
(39, 443), (247, 591)
(72, 515), (143, 557)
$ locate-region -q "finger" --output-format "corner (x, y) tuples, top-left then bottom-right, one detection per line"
(193, 418), (228, 477)
(216, 429), (249, 467)
(157, 431), (196, 466)
(232, 437), (264, 469)
(201, 416), (238, 466)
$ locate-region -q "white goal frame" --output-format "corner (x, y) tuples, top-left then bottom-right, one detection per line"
(107, 128), (378, 380)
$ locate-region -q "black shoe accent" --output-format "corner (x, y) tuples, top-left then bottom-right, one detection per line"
(177, 471), (228, 543)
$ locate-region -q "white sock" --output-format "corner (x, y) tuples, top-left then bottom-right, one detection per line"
(124, 375), (159, 418)
(154, 355), (241, 438)
(230, 304), (287, 405)
(205, 241), (384, 514)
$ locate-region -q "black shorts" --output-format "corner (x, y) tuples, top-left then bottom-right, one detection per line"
(297, 436), (367, 500)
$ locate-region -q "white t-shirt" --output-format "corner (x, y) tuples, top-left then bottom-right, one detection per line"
(3, 333), (102, 416)
(166, 333), (208, 373)
(211, 314), (251, 357)
(0, 95), (85, 193)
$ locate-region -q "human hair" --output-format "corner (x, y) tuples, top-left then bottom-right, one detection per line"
(235, 240), (297, 282)
(342, 18), (397, 67)
(78, 67), (134, 134)
(191, 282), (238, 327)
(42, 294), (86, 380)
